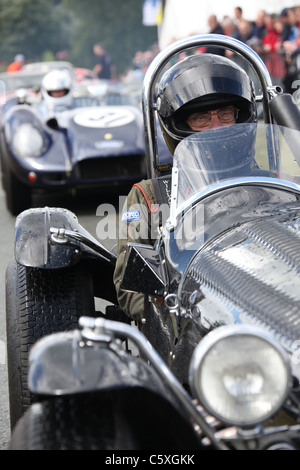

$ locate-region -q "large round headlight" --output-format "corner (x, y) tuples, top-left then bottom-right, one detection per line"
(189, 325), (292, 427)
(12, 123), (47, 158)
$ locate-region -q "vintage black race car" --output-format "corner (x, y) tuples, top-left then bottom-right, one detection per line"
(0, 77), (171, 215)
(6, 35), (300, 450)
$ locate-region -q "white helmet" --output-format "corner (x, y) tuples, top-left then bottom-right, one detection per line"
(41, 69), (73, 110)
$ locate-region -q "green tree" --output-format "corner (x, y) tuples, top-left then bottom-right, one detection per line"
(62, 0), (158, 74)
(0, 0), (158, 74)
(0, 0), (72, 63)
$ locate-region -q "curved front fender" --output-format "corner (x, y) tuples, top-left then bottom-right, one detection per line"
(15, 207), (82, 268)
(27, 328), (168, 398)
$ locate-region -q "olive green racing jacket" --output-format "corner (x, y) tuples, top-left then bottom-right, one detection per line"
(113, 177), (171, 320)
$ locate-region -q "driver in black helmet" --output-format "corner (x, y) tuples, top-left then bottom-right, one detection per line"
(113, 53), (257, 321)
(157, 53), (256, 153)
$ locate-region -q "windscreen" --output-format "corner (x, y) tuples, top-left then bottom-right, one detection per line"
(173, 123), (300, 210)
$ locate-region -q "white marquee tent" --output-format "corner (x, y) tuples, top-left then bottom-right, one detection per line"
(158, 0), (300, 49)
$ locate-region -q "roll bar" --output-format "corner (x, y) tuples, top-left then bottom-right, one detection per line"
(142, 34), (280, 178)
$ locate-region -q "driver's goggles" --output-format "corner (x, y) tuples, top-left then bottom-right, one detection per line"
(186, 106), (239, 127)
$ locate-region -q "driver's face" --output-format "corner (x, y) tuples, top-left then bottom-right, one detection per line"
(186, 105), (238, 131)
(48, 89), (68, 98)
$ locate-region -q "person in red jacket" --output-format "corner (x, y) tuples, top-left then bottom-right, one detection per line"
(262, 14), (280, 53)
(7, 54), (25, 73)
(262, 15), (285, 79)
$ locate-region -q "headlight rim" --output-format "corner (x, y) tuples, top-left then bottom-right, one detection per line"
(189, 324), (292, 428)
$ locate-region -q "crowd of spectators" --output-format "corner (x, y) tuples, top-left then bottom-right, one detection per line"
(223, 7), (300, 57)
(219, 6), (300, 82)
(122, 6), (300, 91)
(120, 43), (160, 85)
(219, 6), (300, 88)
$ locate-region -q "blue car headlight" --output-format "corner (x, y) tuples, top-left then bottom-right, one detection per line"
(11, 123), (48, 159)
(189, 325), (292, 427)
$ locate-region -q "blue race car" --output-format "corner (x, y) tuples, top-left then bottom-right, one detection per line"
(0, 69), (171, 214)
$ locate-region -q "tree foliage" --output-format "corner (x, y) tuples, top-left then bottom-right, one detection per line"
(0, 0), (72, 63)
(62, 0), (158, 73)
(0, 0), (158, 74)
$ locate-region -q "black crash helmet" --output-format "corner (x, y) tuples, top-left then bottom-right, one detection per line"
(156, 53), (257, 154)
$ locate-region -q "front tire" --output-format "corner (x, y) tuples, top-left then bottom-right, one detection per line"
(9, 388), (204, 450)
(10, 394), (121, 450)
(6, 260), (95, 429)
